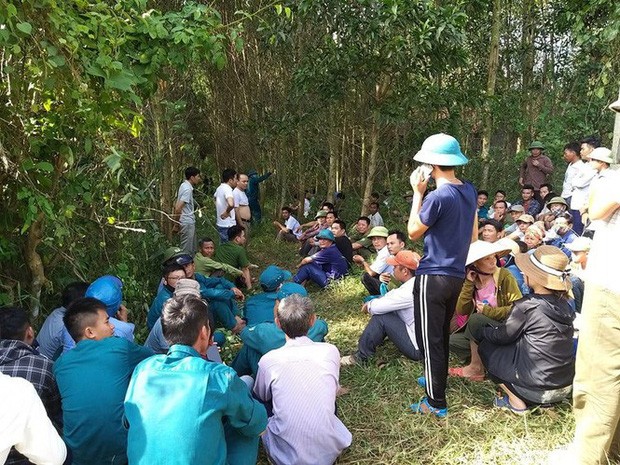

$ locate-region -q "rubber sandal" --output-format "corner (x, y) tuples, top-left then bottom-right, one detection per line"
(417, 376), (426, 388)
(493, 395), (528, 415)
(410, 397), (447, 418)
(448, 366), (485, 382)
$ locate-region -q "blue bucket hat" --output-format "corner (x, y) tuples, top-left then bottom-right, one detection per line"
(259, 265), (293, 292)
(316, 229), (335, 241)
(413, 133), (469, 166)
(85, 275), (123, 317)
(277, 282), (308, 300)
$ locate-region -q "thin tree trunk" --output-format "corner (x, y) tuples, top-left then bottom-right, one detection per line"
(480, 0), (501, 187)
(612, 87), (620, 163)
(521, 0), (536, 141)
(25, 212), (46, 318)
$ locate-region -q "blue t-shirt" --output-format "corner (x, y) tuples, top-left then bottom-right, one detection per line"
(312, 244), (348, 280)
(417, 181), (477, 279)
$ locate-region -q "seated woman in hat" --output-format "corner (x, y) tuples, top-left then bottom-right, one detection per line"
(471, 245), (575, 413)
(448, 240), (522, 380)
(293, 229), (348, 289)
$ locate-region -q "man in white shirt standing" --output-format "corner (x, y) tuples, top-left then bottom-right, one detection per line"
(233, 173), (252, 237)
(0, 373), (66, 465)
(174, 166), (202, 255)
(214, 168), (238, 243)
(561, 141), (596, 235)
(254, 294), (352, 465)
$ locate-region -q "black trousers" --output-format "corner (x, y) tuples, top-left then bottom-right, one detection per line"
(413, 274), (464, 409)
(361, 272), (382, 296)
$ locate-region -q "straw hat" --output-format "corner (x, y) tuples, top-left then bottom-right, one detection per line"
(466, 240), (513, 266)
(495, 238), (520, 255)
(589, 147), (614, 164)
(515, 245), (571, 291)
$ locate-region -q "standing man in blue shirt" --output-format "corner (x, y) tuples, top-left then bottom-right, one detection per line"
(407, 133), (477, 417)
(124, 295), (267, 465)
(174, 166), (202, 255)
(247, 169), (272, 223)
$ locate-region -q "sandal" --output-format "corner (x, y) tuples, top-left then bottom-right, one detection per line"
(410, 397), (447, 418)
(448, 366), (485, 382)
(493, 395), (528, 415)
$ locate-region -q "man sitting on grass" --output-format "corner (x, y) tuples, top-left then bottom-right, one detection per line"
(194, 237), (244, 279)
(254, 294), (352, 465)
(124, 295), (267, 465)
(293, 229), (348, 289)
(341, 250), (422, 366)
(244, 265), (292, 326)
(54, 297), (153, 465)
(215, 225), (253, 290)
(231, 283), (328, 378)
(352, 226), (396, 296)
(273, 206), (302, 242)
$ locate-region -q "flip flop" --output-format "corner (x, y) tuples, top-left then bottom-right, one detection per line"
(493, 395), (528, 415)
(448, 366), (485, 382)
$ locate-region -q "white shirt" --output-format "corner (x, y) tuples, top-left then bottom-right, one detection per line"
(176, 180), (195, 224)
(0, 374), (67, 465)
(232, 187), (249, 207)
(569, 161), (597, 210)
(284, 215), (302, 238)
(369, 212), (384, 227)
(304, 198), (311, 217)
(254, 337), (352, 465)
(586, 169), (620, 293)
(370, 245), (393, 275)
(214, 183), (236, 228)
(368, 277), (419, 350)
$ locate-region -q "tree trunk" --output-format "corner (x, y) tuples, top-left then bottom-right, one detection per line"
(612, 87), (620, 163)
(480, 0), (501, 188)
(361, 112), (379, 216)
(520, 0), (536, 141)
(25, 212), (46, 318)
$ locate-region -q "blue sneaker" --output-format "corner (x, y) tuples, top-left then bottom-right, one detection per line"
(410, 397), (447, 418)
(417, 376), (426, 388)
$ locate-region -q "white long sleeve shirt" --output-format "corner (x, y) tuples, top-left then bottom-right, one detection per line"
(367, 277), (419, 350)
(0, 374), (67, 465)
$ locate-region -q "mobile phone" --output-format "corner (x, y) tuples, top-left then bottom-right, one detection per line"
(419, 163), (433, 181)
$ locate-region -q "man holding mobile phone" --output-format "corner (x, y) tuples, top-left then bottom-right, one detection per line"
(407, 133), (478, 418)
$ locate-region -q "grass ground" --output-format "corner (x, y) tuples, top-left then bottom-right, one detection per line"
(239, 224), (576, 465)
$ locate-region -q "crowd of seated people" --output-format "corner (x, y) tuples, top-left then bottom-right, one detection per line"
(2, 137), (611, 463)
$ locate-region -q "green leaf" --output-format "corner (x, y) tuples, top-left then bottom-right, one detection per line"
(16, 22), (33, 35)
(35, 162), (54, 172)
(275, 4), (283, 15)
(285, 7), (292, 19)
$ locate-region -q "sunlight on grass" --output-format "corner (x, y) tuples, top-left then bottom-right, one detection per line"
(247, 229), (577, 465)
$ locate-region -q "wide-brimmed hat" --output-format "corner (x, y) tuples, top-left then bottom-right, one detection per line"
(259, 265), (293, 291)
(413, 133), (469, 166)
(566, 237), (592, 252)
(528, 141), (545, 150)
(386, 250), (421, 271)
(367, 226), (389, 238)
(547, 196), (568, 207)
(589, 147), (614, 164)
(516, 214), (535, 224)
(495, 238), (520, 255)
(515, 245), (571, 291)
(466, 240), (513, 266)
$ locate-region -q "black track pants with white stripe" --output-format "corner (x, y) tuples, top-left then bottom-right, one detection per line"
(413, 274), (464, 409)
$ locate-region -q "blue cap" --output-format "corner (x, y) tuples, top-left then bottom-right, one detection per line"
(413, 133), (469, 166)
(259, 265), (293, 291)
(277, 282), (308, 300)
(316, 229), (335, 241)
(85, 275), (123, 317)
(171, 254), (194, 266)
